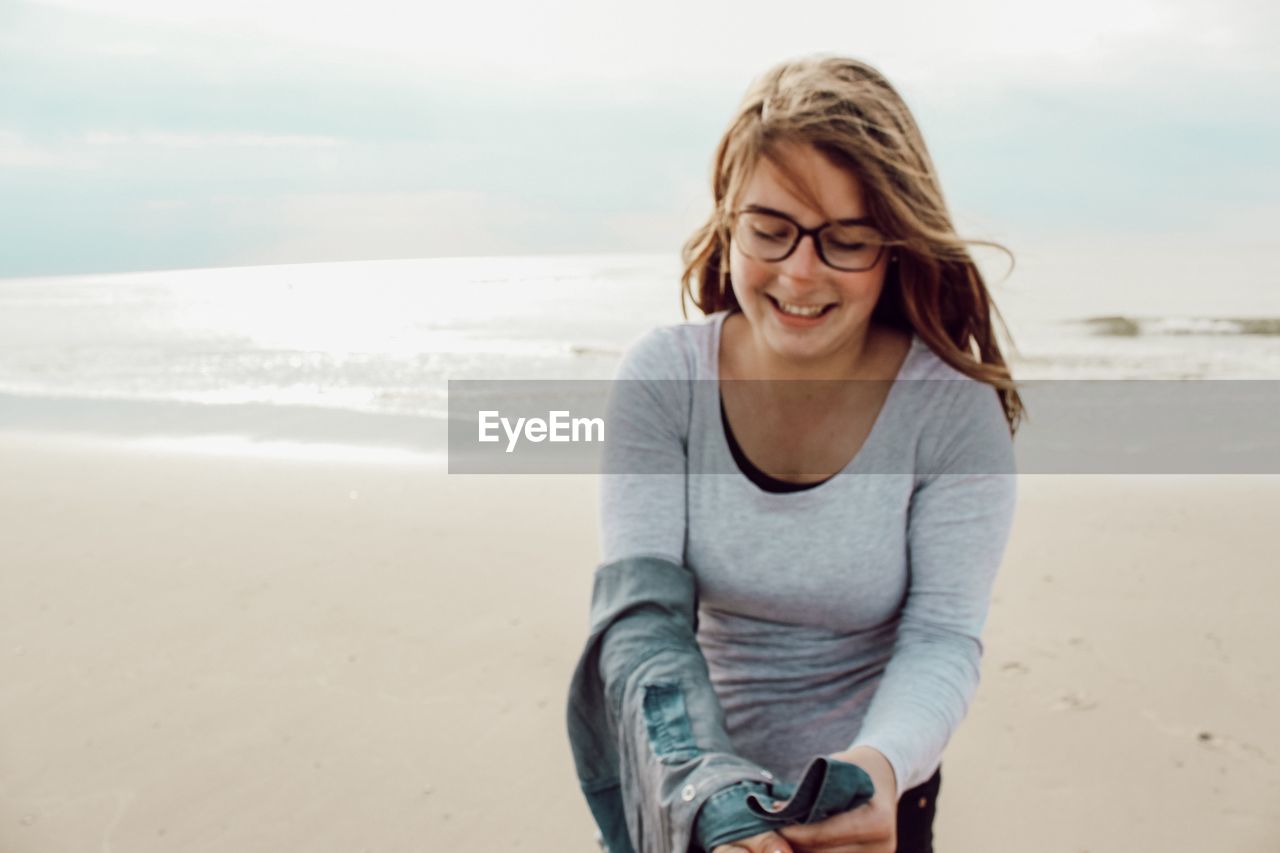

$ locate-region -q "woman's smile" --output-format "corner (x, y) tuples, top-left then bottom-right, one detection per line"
(766, 294), (839, 325)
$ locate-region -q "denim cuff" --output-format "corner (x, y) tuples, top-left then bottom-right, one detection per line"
(693, 779), (784, 851)
(693, 757), (876, 851)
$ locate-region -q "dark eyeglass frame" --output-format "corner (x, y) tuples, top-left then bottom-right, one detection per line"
(727, 205), (893, 272)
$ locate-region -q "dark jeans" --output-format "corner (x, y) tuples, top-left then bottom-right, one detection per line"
(895, 765), (942, 853)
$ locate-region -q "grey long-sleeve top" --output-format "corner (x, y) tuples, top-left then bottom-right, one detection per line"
(598, 309), (1018, 796)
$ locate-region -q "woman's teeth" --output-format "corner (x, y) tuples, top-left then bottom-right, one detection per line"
(772, 297), (831, 317)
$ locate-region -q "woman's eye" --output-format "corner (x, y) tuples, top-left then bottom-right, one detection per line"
(829, 241), (868, 251)
(752, 228), (788, 242)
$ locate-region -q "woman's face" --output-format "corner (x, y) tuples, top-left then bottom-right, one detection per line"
(727, 143), (890, 373)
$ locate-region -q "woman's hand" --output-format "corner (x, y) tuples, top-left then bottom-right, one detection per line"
(712, 829), (794, 853)
(775, 746), (899, 853)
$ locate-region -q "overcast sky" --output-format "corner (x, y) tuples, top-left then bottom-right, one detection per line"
(1, 0), (1277, 278)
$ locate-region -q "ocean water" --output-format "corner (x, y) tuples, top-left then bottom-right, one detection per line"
(2, 254), (1278, 459)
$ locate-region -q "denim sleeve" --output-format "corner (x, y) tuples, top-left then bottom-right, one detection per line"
(568, 555), (876, 853)
(594, 556), (778, 852)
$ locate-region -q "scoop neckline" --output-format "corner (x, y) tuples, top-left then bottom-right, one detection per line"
(710, 310), (919, 497)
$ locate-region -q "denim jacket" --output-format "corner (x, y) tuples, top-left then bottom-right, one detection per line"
(566, 555), (876, 852)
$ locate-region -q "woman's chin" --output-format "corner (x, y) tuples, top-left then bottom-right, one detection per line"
(762, 328), (837, 361)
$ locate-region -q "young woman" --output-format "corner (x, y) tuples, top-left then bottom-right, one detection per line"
(596, 55), (1022, 853)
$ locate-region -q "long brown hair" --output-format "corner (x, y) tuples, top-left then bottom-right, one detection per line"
(681, 55), (1024, 434)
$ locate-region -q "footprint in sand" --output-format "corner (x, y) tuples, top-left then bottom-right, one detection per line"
(1051, 690), (1098, 712)
(1141, 710), (1275, 765)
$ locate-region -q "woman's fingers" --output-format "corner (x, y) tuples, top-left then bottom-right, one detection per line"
(777, 806), (894, 852)
(711, 829), (795, 852)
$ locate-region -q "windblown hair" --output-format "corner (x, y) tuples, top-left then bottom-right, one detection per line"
(681, 55), (1024, 433)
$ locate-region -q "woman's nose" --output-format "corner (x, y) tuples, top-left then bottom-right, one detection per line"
(778, 233), (823, 281)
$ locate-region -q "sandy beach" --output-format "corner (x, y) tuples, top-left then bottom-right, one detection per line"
(1, 432), (1277, 852)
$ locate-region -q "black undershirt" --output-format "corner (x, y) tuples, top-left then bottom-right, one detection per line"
(719, 393), (832, 493)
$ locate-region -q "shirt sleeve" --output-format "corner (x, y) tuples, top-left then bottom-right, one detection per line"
(847, 378), (1018, 796)
(598, 326), (693, 566)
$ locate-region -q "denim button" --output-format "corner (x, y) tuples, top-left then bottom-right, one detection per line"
(681, 784), (696, 802)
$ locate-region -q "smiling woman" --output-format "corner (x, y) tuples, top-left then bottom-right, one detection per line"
(567, 55), (1022, 853)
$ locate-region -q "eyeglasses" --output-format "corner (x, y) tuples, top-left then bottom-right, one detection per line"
(728, 207), (889, 272)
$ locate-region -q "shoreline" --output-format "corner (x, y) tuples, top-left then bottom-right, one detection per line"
(0, 391), (448, 459)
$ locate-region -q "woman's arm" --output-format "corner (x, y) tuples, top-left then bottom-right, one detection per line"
(598, 326), (691, 565)
(583, 326), (796, 851)
(846, 378), (1018, 795)
(773, 380), (1016, 853)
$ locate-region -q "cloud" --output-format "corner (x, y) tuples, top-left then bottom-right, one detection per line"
(19, 0), (1279, 89)
(3, 0), (1278, 277)
(0, 130), (97, 169)
(82, 131), (346, 149)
